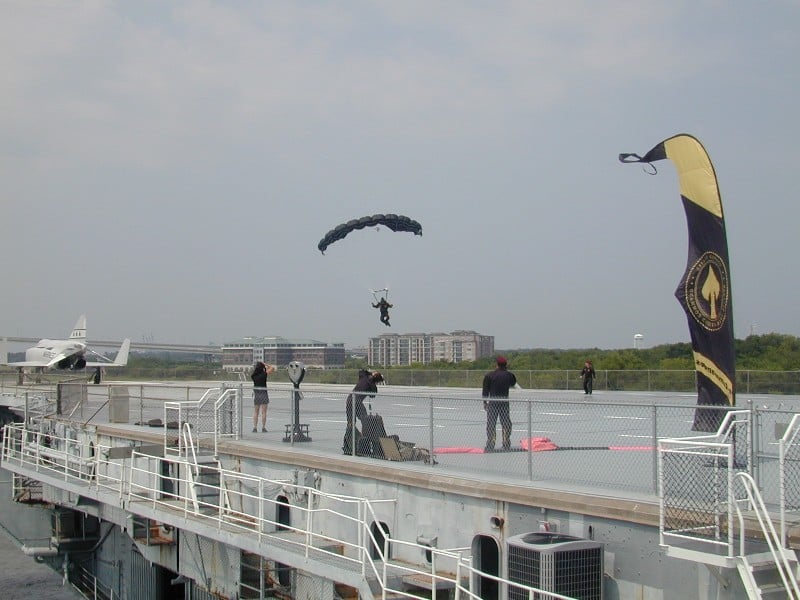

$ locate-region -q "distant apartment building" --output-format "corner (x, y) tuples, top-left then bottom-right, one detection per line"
(368, 330), (494, 366)
(222, 336), (345, 371)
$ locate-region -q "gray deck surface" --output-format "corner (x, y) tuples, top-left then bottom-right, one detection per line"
(73, 381), (800, 501)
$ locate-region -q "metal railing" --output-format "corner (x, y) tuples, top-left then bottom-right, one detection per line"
(249, 369), (800, 395)
(6, 388), (800, 598)
(5, 380), (800, 528)
(733, 472), (800, 599)
(164, 385), (241, 458)
(779, 413), (800, 545)
(358, 498), (577, 600)
(4, 380), (800, 499)
(657, 408), (800, 597)
(70, 562), (116, 600)
(659, 410), (751, 559)
(1, 422), (578, 600)
(5, 369), (800, 394)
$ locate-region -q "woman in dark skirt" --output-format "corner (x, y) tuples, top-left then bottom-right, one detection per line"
(251, 361), (276, 432)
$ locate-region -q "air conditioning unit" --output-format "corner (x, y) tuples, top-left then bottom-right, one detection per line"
(507, 532), (603, 600)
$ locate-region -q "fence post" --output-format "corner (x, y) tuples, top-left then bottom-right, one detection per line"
(350, 416), (357, 457)
(651, 405), (658, 494)
(749, 400), (759, 488)
(258, 479), (264, 535)
(238, 383), (244, 440)
(107, 385), (112, 422)
(527, 400), (533, 481)
(429, 397), (435, 464)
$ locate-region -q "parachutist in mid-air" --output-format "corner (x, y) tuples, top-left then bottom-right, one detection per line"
(372, 297), (393, 327)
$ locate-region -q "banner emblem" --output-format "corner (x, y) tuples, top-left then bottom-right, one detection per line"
(684, 251), (729, 332)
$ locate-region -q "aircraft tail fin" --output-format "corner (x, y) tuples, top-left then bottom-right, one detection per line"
(111, 339), (131, 366)
(70, 315), (87, 342)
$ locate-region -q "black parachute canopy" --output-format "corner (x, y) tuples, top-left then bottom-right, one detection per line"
(318, 214), (422, 253)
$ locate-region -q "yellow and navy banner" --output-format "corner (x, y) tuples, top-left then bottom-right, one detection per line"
(621, 134), (735, 432)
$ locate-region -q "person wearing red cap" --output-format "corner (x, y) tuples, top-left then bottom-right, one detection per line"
(482, 356), (517, 452)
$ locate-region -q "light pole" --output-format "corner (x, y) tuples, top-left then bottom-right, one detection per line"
(633, 333), (644, 349)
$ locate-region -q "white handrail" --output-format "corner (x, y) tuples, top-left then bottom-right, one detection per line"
(213, 387), (239, 456)
(182, 422), (198, 471)
(734, 471), (800, 599)
(164, 387), (240, 458)
(4, 420), (584, 600)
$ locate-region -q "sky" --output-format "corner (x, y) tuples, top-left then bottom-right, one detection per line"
(1, 1), (799, 352)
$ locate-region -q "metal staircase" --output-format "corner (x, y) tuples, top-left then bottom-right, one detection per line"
(660, 411), (800, 600)
(738, 552), (798, 599)
(734, 473), (800, 599)
(181, 422), (231, 516)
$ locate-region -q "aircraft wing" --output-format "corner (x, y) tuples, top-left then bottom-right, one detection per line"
(5, 350), (78, 368)
(4, 360), (56, 368)
(85, 339), (130, 367)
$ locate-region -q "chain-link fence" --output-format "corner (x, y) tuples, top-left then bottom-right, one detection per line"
(259, 369), (800, 394)
(8, 377), (800, 594)
(3, 369), (800, 393)
(659, 412), (750, 553)
(9, 381), (800, 506)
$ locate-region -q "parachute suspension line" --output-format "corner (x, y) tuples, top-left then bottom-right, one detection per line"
(371, 288), (389, 303)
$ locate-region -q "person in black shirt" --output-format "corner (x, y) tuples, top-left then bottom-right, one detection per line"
(580, 360), (596, 395)
(482, 356), (517, 451)
(251, 361), (276, 432)
(343, 369), (384, 453)
(372, 297), (393, 326)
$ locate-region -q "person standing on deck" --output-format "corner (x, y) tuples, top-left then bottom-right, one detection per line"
(251, 361), (276, 432)
(482, 356), (516, 452)
(580, 360), (596, 395)
(343, 369), (384, 453)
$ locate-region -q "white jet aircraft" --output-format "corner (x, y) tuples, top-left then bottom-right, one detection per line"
(2, 315), (130, 379)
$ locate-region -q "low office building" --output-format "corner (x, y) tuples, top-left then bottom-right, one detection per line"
(368, 330), (494, 366)
(222, 336), (345, 371)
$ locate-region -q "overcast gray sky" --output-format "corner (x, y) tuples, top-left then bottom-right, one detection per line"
(1, 1), (798, 351)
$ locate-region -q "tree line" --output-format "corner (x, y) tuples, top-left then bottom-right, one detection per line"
(119, 333), (800, 374)
(356, 333), (800, 373)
